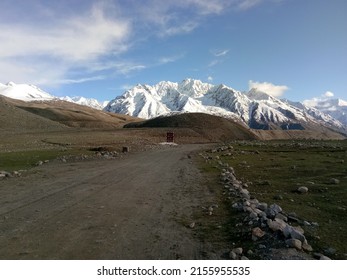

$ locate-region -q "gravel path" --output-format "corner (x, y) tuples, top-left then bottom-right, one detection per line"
(0, 144), (220, 260)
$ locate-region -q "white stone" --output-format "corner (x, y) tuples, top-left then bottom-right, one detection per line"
(297, 186), (309, 193)
(285, 239), (302, 250)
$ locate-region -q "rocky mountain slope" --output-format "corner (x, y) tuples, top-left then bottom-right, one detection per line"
(303, 98), (347, 126)
(104, 79), (346, 133)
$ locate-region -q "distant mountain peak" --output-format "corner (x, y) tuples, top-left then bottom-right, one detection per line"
(303, 97), (347, 126)
(104, 78), (346, 134)
(0, 81), (55, 101)
(0, 81), (107, 110)
(6, 81), (16, 87)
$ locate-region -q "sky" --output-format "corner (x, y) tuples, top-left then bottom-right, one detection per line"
(0, 0), (346, 103)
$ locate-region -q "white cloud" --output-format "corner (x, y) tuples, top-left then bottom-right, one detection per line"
(236, 0), (262, 10)
(56, 76), (106, 85)
(303, 91), (335, 107)
(158, 54), (185, 64)
(0, 3), (131, 86)
(212, 49), (230, 57)
(249, 80), (289, 97)
(323, 91), (334, 97)
(207, 76), (214, 82)
(160, 21), (199, 37)
(208, 60), (220, 67)
(0, 0), (268, 87)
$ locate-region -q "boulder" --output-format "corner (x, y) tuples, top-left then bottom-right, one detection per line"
(252, 227), (265, 241)
(257, 202), (268, 212)
(229, 251), (238, 260)
(266, 204), (283, 218)
(232, 247), (243, 255)
(285, 239), (302, 250)
(267, 218), (287, 232)
(329, 178), (340, 184)
(297, 186), (309, 194)
(275, 213), (288, 222)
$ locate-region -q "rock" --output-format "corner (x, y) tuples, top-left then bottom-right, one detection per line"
(37, 161), (43, 166)
(249, 212), (258, 220)
(302, 240), (313, 252)
(247, 250), (254, 256)
(329, 178), (340, 184)
(320, 255), (332, 260)
(189, 222), (195, 229)
(285, 239), (302, 250)
(287, 212), (300, 222)
(266, 204), (282, 218)
(229, 251), (238, 260)
(257, 202), (268, 211)
(297, 186), (309, 194)
(284, 226), (306, 243)
(267, 218), (287, 232)
(239, 188), (250, 199)
(324, 247), (336, 256)
(292, 225), (305, 234)
(283, 225), (293, 238)
(273, 194), (284, 200)
(122, 146), (129, 153)
(252, 227), (265, 241)
(241, 256), (249, 260)
(275, 213), (288, 222)
(232, 202), (242, 210)
(232, 247), (243, 255)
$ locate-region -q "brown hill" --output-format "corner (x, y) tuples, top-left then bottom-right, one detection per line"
(0, 96), (67, 132)
(124, 113), (258, 141)
(1, 96), (142, 130)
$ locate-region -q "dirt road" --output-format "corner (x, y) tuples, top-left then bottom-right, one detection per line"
(0, 144), (224, 260)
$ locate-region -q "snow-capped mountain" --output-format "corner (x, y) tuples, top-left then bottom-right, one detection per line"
(0, 82), (55, 101)
(303, 98), (347, 126)
(60, 96), (108, 110)
(0, 82), (107, 110)
(104, 78), (346, 132)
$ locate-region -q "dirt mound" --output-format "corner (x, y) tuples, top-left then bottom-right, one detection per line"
(124, 113), (258, 141)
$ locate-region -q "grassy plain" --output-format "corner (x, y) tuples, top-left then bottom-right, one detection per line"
(198, 140), (347, 259)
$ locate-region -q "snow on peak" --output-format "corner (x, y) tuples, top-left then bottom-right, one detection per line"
(247, 88), (274, 101)
(0, 81), (108, 110)
(0, 82), (55, 101)
(302, 97), (347, 126)
(104, 78), (345, 132)
(60, 96), (106, 110)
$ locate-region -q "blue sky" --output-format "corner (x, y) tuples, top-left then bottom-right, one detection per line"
(0, 0), (346, 102)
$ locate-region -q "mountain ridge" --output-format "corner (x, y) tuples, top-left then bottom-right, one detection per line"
(104, 79), (346, 134)
(0, 82), (106, 110)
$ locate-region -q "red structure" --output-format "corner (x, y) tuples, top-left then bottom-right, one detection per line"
(166, 132), (174, 142)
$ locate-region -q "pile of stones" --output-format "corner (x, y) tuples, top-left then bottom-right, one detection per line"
(220, 163), (332, 259)
(0, 170), (22, 179)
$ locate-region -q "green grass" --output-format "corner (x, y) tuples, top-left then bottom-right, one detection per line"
(0, 148), (94, 171)
(198, 140), (347, 259)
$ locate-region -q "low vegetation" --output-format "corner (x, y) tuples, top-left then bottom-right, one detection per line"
(197, 140), (347, 259)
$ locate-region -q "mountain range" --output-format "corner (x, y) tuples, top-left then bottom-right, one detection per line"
(105, 79), (346, 133)
(1, 79), (346, 134)
(303, 98), (347, 127)
(0, 82), (106, 110)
